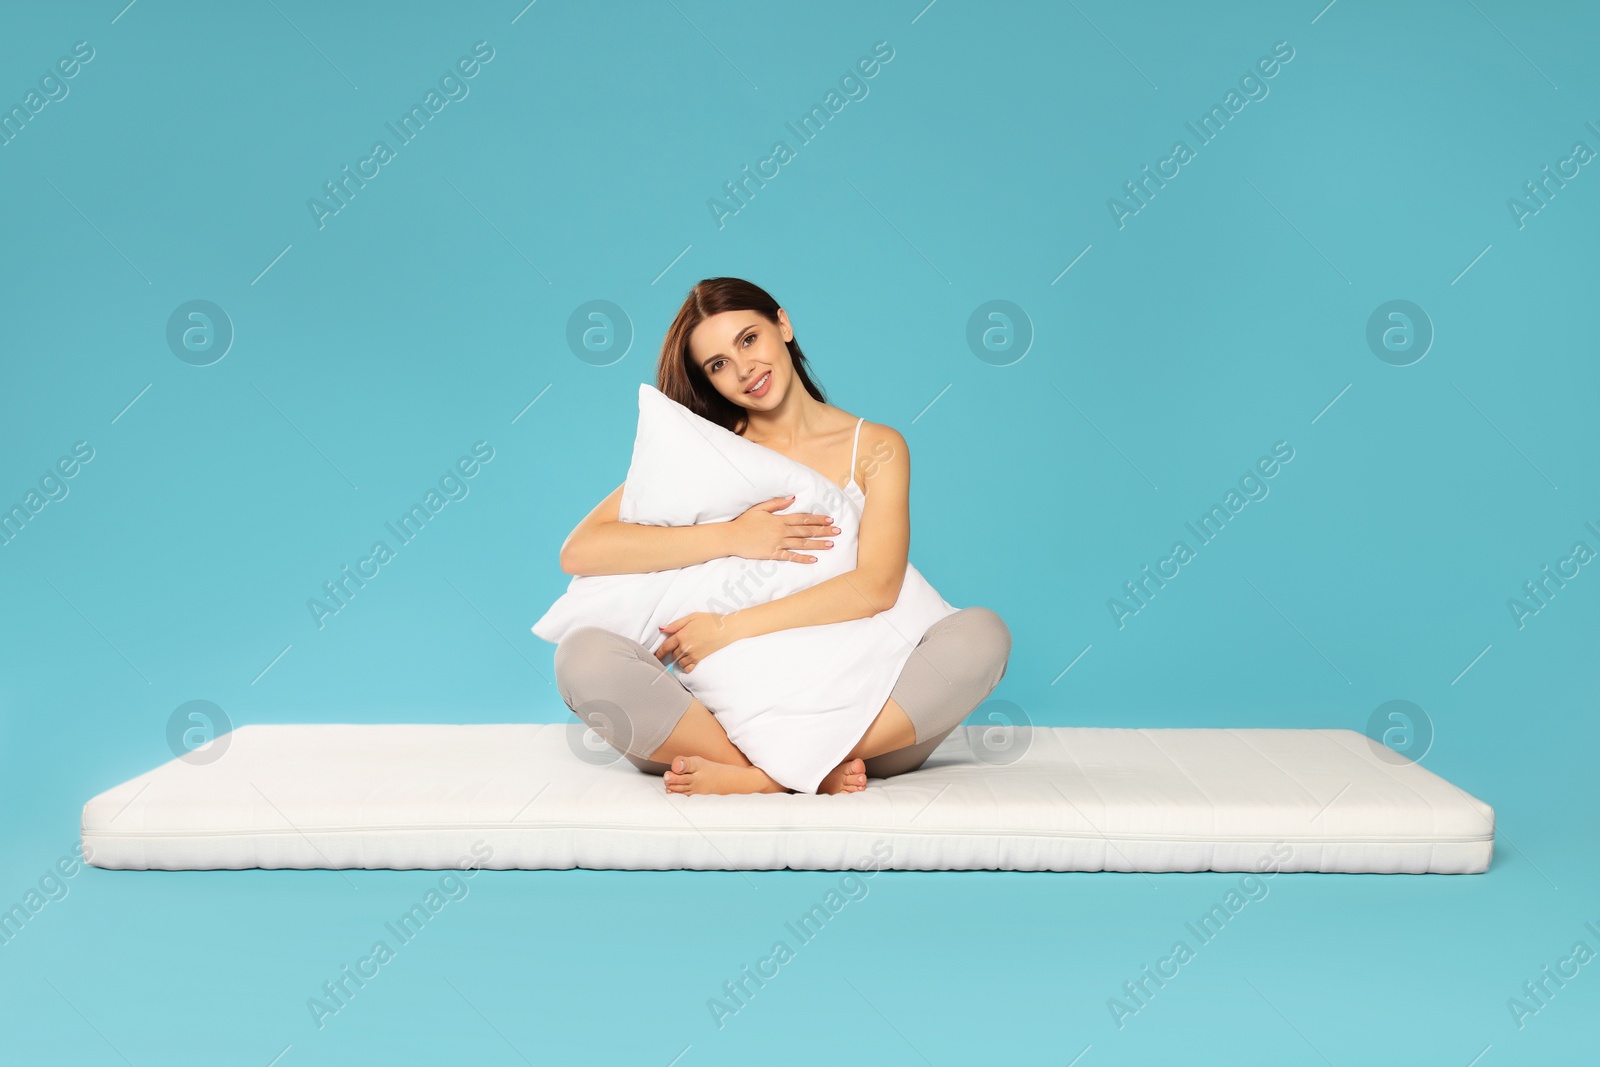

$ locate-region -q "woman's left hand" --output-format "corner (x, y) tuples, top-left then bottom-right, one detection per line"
(655, 612), (742, 673)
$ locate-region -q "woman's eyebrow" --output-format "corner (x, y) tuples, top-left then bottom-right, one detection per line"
(700, 324), (755, 368)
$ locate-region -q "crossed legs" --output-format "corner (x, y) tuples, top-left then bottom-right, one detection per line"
(552, 607), (1012, 796)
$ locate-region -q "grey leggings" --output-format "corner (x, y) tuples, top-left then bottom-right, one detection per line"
(553, 607), (1011, 783)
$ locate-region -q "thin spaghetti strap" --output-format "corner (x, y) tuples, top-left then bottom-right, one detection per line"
(848, 417), (865, 488)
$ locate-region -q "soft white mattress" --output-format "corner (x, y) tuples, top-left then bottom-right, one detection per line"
(80, 723), (1495, 874)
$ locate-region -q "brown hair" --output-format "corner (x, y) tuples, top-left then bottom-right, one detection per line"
(656, 277), (828, 435)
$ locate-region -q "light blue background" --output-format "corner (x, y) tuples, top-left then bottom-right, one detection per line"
(2, 0), (1596, 1062)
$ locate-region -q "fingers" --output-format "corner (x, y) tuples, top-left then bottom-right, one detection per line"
(787, 517), (840, 536)
(659, 639), (694, 672)
(777, 536), (832, 562)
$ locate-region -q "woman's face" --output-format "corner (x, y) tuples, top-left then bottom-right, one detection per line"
(687, 309), (794, 410)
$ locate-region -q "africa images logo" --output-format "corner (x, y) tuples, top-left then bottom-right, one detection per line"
(1107, 40), (1296, 229)
(308, 41), (496, 230)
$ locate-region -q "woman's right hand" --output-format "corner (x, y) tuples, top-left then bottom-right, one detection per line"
(724, 495), (839, 563)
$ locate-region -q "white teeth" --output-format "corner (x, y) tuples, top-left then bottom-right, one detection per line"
(747, 371), (769, 393)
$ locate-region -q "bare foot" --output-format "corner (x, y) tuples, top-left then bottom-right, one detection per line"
(816, 757), (868, 795)
(664, 755), (789, 796)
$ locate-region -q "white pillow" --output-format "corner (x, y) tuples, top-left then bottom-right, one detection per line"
(531, 383), (959, 793)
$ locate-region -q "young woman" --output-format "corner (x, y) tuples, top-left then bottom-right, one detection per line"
(553, 277), (1011, 796)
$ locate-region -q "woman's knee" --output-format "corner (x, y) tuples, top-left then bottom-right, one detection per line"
(950, 607), (1011, 688)
(554, 626), (630, 707)
(554, 627), (688, 763)
(893, 608), (1011, 744)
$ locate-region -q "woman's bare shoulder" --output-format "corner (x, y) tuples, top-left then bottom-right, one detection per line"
(830, 406), (901, 441)
(853, 418), (909, 483)
(853, 415), (905, 449)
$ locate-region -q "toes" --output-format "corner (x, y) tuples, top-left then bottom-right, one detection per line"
(826, 769), (868, 794)
(665, 757), (712, 795)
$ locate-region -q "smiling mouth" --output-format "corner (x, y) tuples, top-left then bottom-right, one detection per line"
(744, 370), (771, 394)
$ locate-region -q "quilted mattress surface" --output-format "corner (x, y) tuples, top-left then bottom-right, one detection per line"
(80, 723), (1495, 874)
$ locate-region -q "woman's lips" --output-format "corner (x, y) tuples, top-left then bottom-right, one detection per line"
(745, 370), (771, 396)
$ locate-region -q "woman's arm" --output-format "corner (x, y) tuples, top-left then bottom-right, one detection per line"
(726, 425), (911, 641)
(559, 483), (734, 576)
